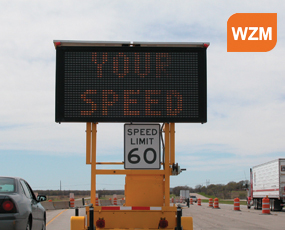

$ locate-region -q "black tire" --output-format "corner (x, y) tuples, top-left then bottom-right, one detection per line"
(26, 219), (31, 230)
(253, 199), (257, 209)
(273, 199), (282, 211)
(42, 221), (46, 230)
(257, 198), (262, 210)
(270, 199), (273, 211)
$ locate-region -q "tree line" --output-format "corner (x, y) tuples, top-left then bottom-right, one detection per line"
(35, 189), (124, 198)
(172, 180), (249, 199)
(35, 180), (249, 199)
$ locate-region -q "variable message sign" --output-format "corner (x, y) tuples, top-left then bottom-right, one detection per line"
(55, 41), (208, 123)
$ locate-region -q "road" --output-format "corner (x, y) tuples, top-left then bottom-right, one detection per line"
(189, 193), (209, 200)
(46, 204), (285, 230)
(46, 208), (86, 230)
(185, 203), (285, 230)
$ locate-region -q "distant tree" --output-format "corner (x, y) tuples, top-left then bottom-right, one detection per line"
(172, 186), (191, 196)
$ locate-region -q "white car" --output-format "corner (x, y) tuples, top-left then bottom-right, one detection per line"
(190, 195), (197, 203)
(0, 176), (47, 230)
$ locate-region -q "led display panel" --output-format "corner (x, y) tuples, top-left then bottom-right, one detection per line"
(55, 42), (208, 123)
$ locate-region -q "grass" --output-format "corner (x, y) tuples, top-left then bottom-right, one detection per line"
(201, 199), (246, 205)
(198, 192), (247, 205)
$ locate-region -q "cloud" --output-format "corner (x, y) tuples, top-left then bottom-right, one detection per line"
(0, 0), (284, 189)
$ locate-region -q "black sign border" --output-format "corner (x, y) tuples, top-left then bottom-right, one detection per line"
(55, 46), (207, 123)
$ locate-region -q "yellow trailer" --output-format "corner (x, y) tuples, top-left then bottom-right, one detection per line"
(70, 122), (193, 230)
(53, 40), (209, 230)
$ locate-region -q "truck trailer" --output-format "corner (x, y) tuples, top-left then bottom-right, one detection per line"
(247, 158), (285, 211)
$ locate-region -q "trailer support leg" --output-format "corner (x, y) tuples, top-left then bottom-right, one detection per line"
(175, 206), (182, 230)
(89, 206), (94, 230)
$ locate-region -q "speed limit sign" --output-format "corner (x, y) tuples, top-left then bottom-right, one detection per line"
(124, 124), (160, 169)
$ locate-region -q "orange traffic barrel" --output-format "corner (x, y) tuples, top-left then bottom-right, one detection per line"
(113, 197), (117, 205)
(262, 196), (270, 214)
(213, 198), (219, 209)
(70, 198), (75, 208)
(197, 198), (201, 206)
(190, 198), (193, 205)
(208, 198), (213, 207)
(234, 198), (240, 211)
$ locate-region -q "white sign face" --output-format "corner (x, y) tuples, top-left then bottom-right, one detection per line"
(124, 124), (160, 169)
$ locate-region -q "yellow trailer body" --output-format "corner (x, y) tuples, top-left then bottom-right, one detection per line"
(69, 122), (193, 230)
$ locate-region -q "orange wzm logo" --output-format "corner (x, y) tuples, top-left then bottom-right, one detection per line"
(227, 13), (277, 52)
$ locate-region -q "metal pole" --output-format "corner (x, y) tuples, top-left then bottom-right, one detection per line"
(91, 123), (97, 206)
(164, 123), (170, 206)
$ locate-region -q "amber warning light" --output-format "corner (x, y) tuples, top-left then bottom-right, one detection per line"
(55, 42), (208, 123)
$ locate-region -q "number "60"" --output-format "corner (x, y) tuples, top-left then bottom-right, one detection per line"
(128, 148), (157, 164)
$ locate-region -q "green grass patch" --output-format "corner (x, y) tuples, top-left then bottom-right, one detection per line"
(201, 199), (246, 205)
(198, 192), (216, 199)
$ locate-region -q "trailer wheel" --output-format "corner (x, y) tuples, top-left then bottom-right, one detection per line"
(273, 199), (282, 211)
(270, 199), (273, 211)
(253, 199), (257, 210)
(257, 198), (262, 210)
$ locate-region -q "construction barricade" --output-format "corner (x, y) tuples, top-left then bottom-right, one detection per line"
(262, 196), (270, 214)
(213, 198), (219, 209)
(95, 193), (99, 206)
(113, 194), (117, 205)
(208, 198), (213, 207)
(234, 198), (240, 211)
(70, 193), (75, 208)
(197, 198), (201, 206)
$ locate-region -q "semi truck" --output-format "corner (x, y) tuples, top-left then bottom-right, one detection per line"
(247, 158), (285, 211)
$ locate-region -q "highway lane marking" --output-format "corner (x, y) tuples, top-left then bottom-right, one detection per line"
(46, 209), (68, 226)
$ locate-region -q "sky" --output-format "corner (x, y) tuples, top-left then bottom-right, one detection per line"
(1, 0), (284, 191)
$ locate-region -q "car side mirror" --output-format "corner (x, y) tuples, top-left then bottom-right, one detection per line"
(37, 195), (47, 202)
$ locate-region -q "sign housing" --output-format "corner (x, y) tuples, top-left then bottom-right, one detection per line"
(54, 41), (208, 123)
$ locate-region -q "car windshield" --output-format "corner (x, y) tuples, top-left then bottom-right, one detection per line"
(0, 178), (15, 193)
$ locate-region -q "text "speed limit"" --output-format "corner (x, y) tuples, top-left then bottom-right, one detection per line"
(124, 124), (160, 169)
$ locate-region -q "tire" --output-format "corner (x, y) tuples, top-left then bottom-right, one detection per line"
(253, 199), (257, 209)
(26, 219), (31, 230)
(270, 199), (274, 211)
(257, 198), (262, 210)
(42, 221), (46, 230)
(273, 199), (282, 211)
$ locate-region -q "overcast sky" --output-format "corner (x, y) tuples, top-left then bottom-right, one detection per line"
(1, 0), (284, 191)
